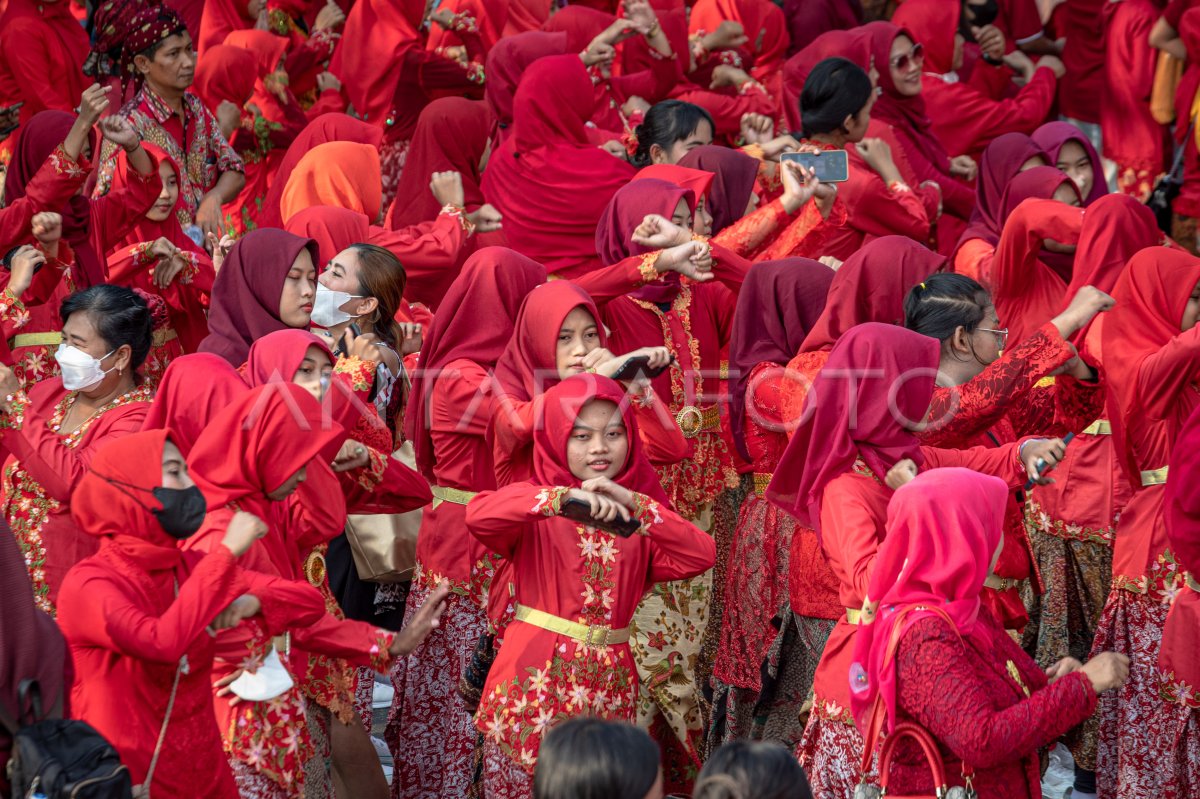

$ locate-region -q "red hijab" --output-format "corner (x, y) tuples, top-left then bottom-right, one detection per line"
(848, 468), (1008, 732)
(140, 354), (250, 454)
(542, 5), (614, 52)
(107, 143), (199, 254)
(801, 236), (946, 353)
(405, 246), (547, 481)
(1032, 121), (1109, 207)
(484, 31), (569, 144)
(258, 114), (385, 230)
(767, 322), (940, 528)
(386, 97), (493, 229)
(493, 281), (607, 403)
(890, 0), (957, 75)
(198, 229), (320, 366)
(995, 165), (1080, 286)
(864, 21), (953, 181)
(1101, 247), (1200, 485)
(959, 133), (1047, 248)
(284, 205), (370, 267)
(198, 0), (255, 54)
(782, 28), (872, 133)
(636, 163), (716, 202)
(245, 329), (332, 388)
(3, 111), (103, 286)
(0, 0), (89, 118)
(677, 145), (759, 234)
(596, 178), (695, 264)
(729, 258), (835, 460)
(504, 0), (554, 35)
(330, 0), (427, 130)
(533, 374), (669, 505)
(192, 44), (258, 112)
(480, 54), (636, 277)
(1163, 404), (1200, 689)
(222, 29), (290, 123)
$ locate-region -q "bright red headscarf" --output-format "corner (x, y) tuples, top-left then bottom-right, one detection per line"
(141, 354), (250, 454)
(484, 31), (569, 144)
(106, 142), (200, 254)
(801, 236), (946, 353)
(279, 142), (383, 225)
(503, 0), (554, 35)
(542, 4), (614, 51)
(330, 0), (427, 129)
(782, 28), (872, 133)
(848, 467), (1009, 732)
(193, 44), (258, 112)
(493, 281), (607, 403)
(1163, 404), (1200, 689)
(890, 0), (957, 74)
(405, 246), (547, 481)
(197, 0), (255, 54)
(245, 329), (332, 388)
(480, 54), (636, 277)
(533, 374), (670, 505)
(386, 97), (493, 229)
(258, 114), (385, 230)
(767, 322), (940, 528)
(284, 204), (371, 268)
(636, 163), (716, 201)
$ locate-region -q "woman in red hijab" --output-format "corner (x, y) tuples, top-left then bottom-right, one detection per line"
(0, 0), (89, 125)
(58, 430), (327, 799)
(104, 144), (216, 360)
(192, 45), (258, 125)
(257, 113), (384, 230)
(484, 31), (569, 147)
(388, 247), (545, 799)
(1091, 246), (1200, 799)
(198, 228), (320, 366)
(849, 468), (1118, 799)
(765, 322), (1048, 799)
(140, 353), (249, 453)
(709, 258), (833, 749)
(467, 374), (714, 797)
(481, 54), (636, 278)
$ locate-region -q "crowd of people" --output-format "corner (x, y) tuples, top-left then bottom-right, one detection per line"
(0, 0), (1197, 797)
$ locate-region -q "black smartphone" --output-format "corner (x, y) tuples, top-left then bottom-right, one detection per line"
(561, 497), (641, 538)
(610, 354), (674, 382)
(0, 101), (23, 136)
(781, 149), (850, 183)
(335, 323), (363, 356)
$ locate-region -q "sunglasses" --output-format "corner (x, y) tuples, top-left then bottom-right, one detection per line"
(890, 42), (925, 71)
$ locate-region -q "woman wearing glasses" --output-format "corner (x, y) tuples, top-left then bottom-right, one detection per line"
(905, 272), (1113, 634)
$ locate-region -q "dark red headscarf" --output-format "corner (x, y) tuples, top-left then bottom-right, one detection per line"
(405, 246), (546, 481)
(890, 0), (957, 74)
(198, 228), (320, 366)
(386, 97), (493, 229)
(258, 114), (385, 230)
(330, 0), (428, 130)
(677, 145), (759, 234)
(729, 258), (835, 461)
(1032, 121), (1109, 207)
(958, 132), (1047, 249)
(140, 353), (250, 454)
(596, 178), (695, 265)
(484, 31), (569, 145)
(801, 236), (946, 353)
(994, 165), (1080, 285)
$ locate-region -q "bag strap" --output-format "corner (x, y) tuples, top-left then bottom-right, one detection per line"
(142, 659), (183, 798)
(1169, 116), (1196, 182)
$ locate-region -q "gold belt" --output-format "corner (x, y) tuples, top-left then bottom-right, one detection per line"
(303, 551), (327, 587)
(845, 608), (861, 624)
(431, 485), (478, 509)
(1036, 376), (1056, 388)
(675, 404), (720, 439)
(984, 575), (1026, 591)
(12, 328), (178, 349)
(1082, 419), (1112, 436)
(1140, 466), (1169, 487)
(514, 604), (629, 647)
(752, 472), (773, 497)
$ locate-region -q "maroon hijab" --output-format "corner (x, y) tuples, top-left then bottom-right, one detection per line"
(596, 178), (695, 304)
(864, 21), (951, 173)
(958, 133), (1047, 247)
(729, 258), (836, 461)
(1032, 121), (1109, 207)
(197, 228), (320, 366)
(677, 145), (759, 234)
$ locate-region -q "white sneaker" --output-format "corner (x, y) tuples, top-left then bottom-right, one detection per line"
(371, 735), (391, 760)
(372, 681), (395, 708)
(382, 764), (393, 782)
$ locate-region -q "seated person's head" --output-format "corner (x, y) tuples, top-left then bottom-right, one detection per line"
(533, 716), (662, 799)
(693, 740), (813, 799)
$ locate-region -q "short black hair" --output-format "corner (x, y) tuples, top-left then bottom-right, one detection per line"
(60, 284), (153, 372)
(632, 99), (715, 168)
(904, 272), (992, 343)
(693, 740), (813, 799)
(532, 717), (660, 799)
(800, 57), (874, 137)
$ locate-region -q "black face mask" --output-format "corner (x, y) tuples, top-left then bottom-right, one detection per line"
(150, 485), (208, 539)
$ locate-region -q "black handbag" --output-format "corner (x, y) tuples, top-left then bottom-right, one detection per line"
(1147, 117), (1196, 234)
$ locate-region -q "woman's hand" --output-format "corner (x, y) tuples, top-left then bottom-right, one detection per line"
(632, 213), (692, 249)
(429, 171), (464, 208)
(398, 322), (423, 356)
(313, 0), (345, 31)
(885, 458), (918, 490)
(1051, 285), (1115, 339)
(153, 251), (189, 289)
(565, 487), (633, 523)
(221, 511), (269, 556)
(213, 668), (246, 706)
(215, 100), (242, 140)
(0, 363), (22, 410)
(429, 7), (456, 29)
(580, 39), (616, 68)
(702, 20), (747, 51)
(465, 203), (502, 233)
(97, 115), (140, 153)
(1035, 54), (1067, 79)
(622, 95), (652, 118)
(207, 232), (235, 268)
(1020, 438), (1068, 485)
(623, 0), (658, 35)
(315, 72), (342, 94)
(1044, 657), (1084, 684)
(740, 113), (774, 145)
(581, 475), (637, 510)
(32, 212), (62, 248)
(1079, 652), (1131, 693)
(710, 65), (752, 89)
(971, 24), (1007, 61)
(759, 135), (802, 161)
(333, 440), (370, 473)
(6, 245), (43, 299)
(78, 83), (112, 126)
(856, 138), (899, 181)
(656, 240), (714, 281)
(389, 582), (450, 656)
(195, 193), (226, 244)
(780, 159), (819, 214)
(594, 346), (672, 381)
(210, 595), (262, 630)
(949, 154), (977, 181)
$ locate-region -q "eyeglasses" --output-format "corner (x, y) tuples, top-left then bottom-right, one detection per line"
(890, 42), (924, 71)
(978, 326), (1008, 349)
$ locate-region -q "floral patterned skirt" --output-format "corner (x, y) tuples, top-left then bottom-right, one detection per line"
(796, 707), (870, 799)
(385, 582), (487, 799)
(1092, 589), (1199, 799)
(482, 739), (533, 799)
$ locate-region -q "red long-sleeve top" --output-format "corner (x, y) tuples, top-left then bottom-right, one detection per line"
(921, 68), (1057, 161)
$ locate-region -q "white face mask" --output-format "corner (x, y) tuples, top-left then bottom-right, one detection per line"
(227, 646), (295, 702)
(309, 283), (363, 329)
(55, 344), (115, 391)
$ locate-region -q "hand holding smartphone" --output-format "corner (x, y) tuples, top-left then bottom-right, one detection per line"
(780, 149), (849, 183)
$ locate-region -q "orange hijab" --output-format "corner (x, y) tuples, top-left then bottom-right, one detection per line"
(278, 142), (383, 225)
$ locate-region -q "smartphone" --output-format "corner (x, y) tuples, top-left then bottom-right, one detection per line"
(561, 497), (641, 538)
(0, 102), (21, 136)
(781, 149), (850, 183)
(1022, 432), (1075, 491)
(610, 354), (674, 382)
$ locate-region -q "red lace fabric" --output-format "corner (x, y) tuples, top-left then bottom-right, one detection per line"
(891, 615), (1097, 799)
(714, 364), (795, 690)
(713, 197), (846, 263)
